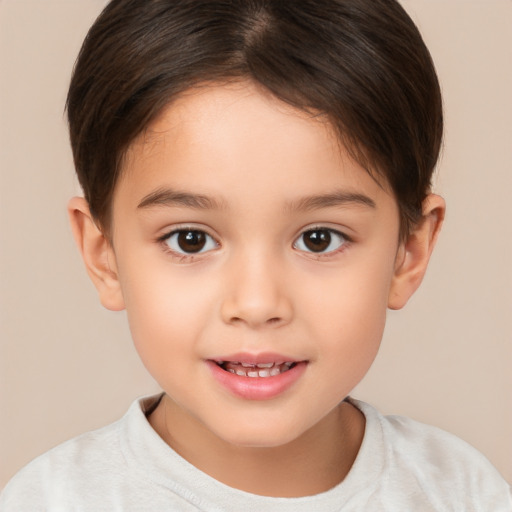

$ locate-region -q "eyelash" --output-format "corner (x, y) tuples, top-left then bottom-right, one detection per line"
(158, 227), (219, 262)
(293, 226), (351, 258)
(157, 226), (351, 261)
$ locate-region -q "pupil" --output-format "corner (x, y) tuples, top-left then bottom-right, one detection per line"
(304, 229), (331, 252)
(177, 231), (206, 253)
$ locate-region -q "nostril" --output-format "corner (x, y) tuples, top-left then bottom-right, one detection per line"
(227, 315), (283, 327)
(221, 292), (293, 327)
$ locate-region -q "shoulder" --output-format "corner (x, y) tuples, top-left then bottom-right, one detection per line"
(351, 398), (512, 510)
(0, 419), (123, 511)
(0, 396), (161, 512)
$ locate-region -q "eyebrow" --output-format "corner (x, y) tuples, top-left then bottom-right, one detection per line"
(285, 191), (376, 212)
(137, 188), (226, 210)
(137, 187), (376, 212)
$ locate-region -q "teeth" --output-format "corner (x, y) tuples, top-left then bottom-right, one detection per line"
(236, 362), (282, 369)
(221, 361), (296, 378)
(241, 362), (275, 369)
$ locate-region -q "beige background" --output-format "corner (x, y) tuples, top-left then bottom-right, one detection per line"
(1, 0), (511, 489)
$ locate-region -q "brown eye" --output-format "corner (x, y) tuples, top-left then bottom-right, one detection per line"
(165, 229), (217, 254)
(294, 228), (346, 254)
(303, 229), (331, 252)
(177, 231), (206, 252)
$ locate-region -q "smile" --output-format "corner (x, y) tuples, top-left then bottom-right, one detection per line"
(207, 357), (307, 400)
(215, 361), (296, 378)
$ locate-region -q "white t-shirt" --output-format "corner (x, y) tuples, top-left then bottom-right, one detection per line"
(1, 394), (510, 511)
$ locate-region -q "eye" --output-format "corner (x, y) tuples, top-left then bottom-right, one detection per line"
(294, 228), (347, 254)
(164, 229), (218, 255)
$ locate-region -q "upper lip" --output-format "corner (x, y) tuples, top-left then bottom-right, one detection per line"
(210, 352), (304, 365)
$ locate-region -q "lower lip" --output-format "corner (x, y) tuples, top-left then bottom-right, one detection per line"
(206, 361), (307, 401)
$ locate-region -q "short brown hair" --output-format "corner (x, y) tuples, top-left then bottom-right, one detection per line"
(67, 0), (443, 238)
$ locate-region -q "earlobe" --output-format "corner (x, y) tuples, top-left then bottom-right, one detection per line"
(388, 194), (445, 310)
(67, 197), (125, 311)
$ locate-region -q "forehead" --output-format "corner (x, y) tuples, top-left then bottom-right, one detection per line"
(116, 81), (393, 212)
(129, 81), (337, 163)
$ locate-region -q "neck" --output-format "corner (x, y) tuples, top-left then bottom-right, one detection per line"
(148, 395), (365, 498)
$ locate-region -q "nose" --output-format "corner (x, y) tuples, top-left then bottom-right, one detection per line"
(220, 250), (293, 329)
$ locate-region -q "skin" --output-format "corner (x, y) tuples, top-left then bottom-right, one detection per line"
(69, 81), (444, 497)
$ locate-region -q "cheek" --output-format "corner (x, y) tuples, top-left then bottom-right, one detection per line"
(300, 252), (395, 358)
(118, 262), (217, 364)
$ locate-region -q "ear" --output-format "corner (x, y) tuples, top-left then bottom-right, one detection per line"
(67, 197), (125, 311)
(388, 194), (445, 310)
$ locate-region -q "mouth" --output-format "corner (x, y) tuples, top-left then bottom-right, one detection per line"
(207, 356), (308, 400)
(214, 360), (297, 378)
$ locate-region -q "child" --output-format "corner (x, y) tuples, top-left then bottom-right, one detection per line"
(1, 0), (510, 509)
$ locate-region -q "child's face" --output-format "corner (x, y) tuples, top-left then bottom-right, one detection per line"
(108, 82), (403, 447)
